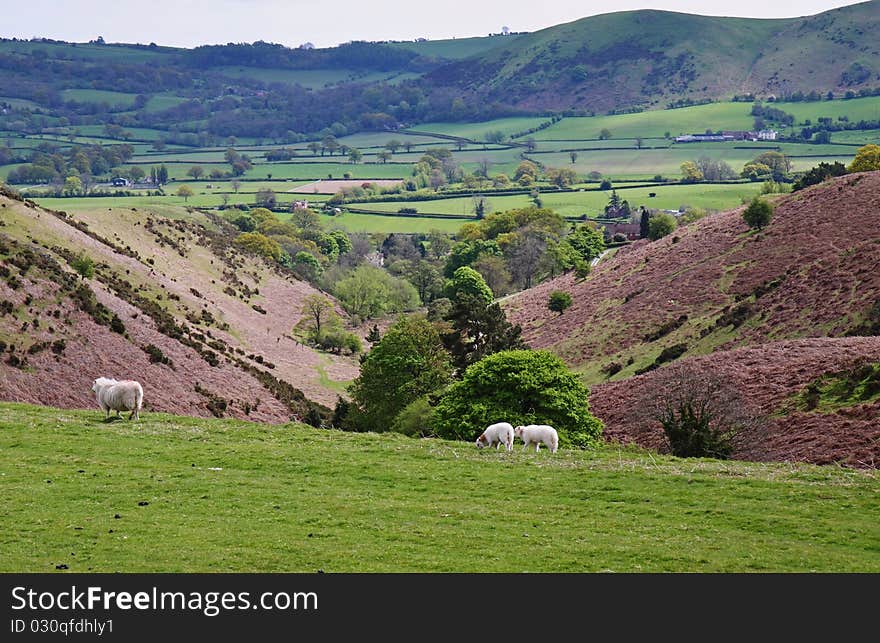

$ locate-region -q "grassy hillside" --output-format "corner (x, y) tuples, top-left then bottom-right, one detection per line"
(425, 2), (880, 113)
(1, 402), (877, 572)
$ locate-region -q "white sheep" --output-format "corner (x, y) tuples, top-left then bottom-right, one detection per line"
(92, 377), (144, 421)
(475, 422), (514, 452)
(514, 424), (559, 453)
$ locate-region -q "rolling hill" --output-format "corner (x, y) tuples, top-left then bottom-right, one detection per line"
(424, 1), (880, 112)
(0, 186), (357, 421)
(504, 171), (880, 466)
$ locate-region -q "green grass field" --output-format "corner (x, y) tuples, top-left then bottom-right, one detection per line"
(389, 34), (523, 60)
(1, 403), (877, 572)
(773, 96), (880, 126)
(214, 67), (420, 89)
(408, 118), (553, 140)
(316, 211), (466, 233)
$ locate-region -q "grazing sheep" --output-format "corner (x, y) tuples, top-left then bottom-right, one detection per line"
(514, 425), (559, 453)
(475, 422), (514, 452)
(91, 377), (144, 421)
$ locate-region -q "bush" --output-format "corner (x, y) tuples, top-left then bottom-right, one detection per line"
(742, 197), (773, 230)
(648, 213), (677, 240)
(390, 396), (436, 437)
(636, 363), (763, 459)
(70, 253), (95, 280)
(433, 349), (603, 448)
(548, 291), (573, 315)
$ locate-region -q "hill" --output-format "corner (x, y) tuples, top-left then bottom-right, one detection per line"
(504, 171), (880, 465)
(424, 2), (880, 112)
(0, 187), (357, 421)
(1, 402), (877, 572)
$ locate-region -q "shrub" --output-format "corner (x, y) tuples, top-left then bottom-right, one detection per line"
(433, 349), (603, 448)
(648, 213), (677, 240)
(742, 197), (773, 230)
(390, 396), (436, 437)
(548, 291), (573, 315)
(70, 253), (95, 280)
(635, 362), (763, 459)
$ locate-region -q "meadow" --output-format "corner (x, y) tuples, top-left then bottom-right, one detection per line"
(1, 403), (877, 573)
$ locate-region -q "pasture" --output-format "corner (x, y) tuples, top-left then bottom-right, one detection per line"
(1, 403), (877, 572)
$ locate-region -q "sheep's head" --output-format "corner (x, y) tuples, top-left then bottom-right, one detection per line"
(513, 426), (524, 438)
(475, 434), (488, 449)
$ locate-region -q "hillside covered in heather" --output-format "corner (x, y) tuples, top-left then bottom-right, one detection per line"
(0, 187), (357, 422)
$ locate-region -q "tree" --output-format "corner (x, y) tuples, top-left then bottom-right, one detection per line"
(507, 229), (547, 289)
(848, 144), (880, 173)
(433, 349), (604, 447)
(63, 175), (83, 196)
(548, 290), (573, 315)
(525, 137), (537, 152)
(636, 137), (644, 149)
(680, 161), (704, 183)
(307, 142), (321, 156)
(385, 139), (402, 154)
(176, 185), (194, 202)
(565, 224), (605, 263)
(793, 161), (847, 191)
(639, 207), (651, 239)
(472, 255), (512, 297)
(599, 179), (612, 190)
(127, 166), (145, 183)
(256, 188), (276, 208)
(187, 165), (204, 180)
(348, 148), (363, 164)
(545, 167), (578, 188)
(301, 294), (338, 341)
(632, 362), (763, 458)
(598, 128), (612, 140)
(740, 162), (772, 181)
(742, 197), (773, 230)
(446, 266), (493, 304)
(648, 213), (677, 240)
(347, 316), (452, 433)
(377, 150), (392, 164)
(569, 151), (578, 164)
(322, 135), (339, 156)
(293, 251), (322, 280)
(70, 252), (94, 280)
(751, 151), (791, 181)
(334, 265), (419, 319)
(401, 260), (443, 303)
(441, 294), (526, 374)
(234, 232), (282, 261)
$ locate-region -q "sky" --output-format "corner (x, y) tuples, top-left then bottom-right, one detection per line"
(0, 0), (869, 49)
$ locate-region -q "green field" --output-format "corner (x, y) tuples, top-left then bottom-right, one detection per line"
(317, 211), (467, 233)
(352, 182), (763, 218)
(531, 103), (756, 140)
(773, 96), (880, 126)
(408, 117), (553, 140)
(0, 40), (173, 63)
(1, 403), (877, 572)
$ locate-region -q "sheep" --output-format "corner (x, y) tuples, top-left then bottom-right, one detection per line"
(514, 424), (559, 453)
(91, 377), (144, 421)
(475, 422), (514, 452)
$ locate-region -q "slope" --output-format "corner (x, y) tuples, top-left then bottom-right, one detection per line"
(424, 2), (880, 112)
(505, 171), (880, 381)
(2, 402), (877, 572)
(0, 187), (356, 421)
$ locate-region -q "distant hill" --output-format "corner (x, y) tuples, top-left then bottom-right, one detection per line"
(424, 1), (880, 113)
(0, 187), (356, 422)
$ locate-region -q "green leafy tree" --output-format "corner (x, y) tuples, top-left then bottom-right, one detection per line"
(176, 185), (194, 202)
(565, 224), (605, 263)
(598, 128), (612, 140)
(348, 148), (363, 164)
(848, 144), (880, 173)
(433, 349), (604, 447)
(335, 265), (419, 319)
(63, 175), (83, 196)
(648, 213), (677, 240)
(751, 152), (791, 181)
(545, 167), (578, 187)
(301, 294), (338, 341)
(742, 197), (773, 230)
(234, 232), (283, 261)
(680, 161), (704, 183)
(445, 266), (493, 304)
(187, 165), (204, 180)
(548, 291), (573, 315)
(348, 316), (452, 433)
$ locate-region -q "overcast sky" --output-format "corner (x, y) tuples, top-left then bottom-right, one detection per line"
(0, 0), (869, 49)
